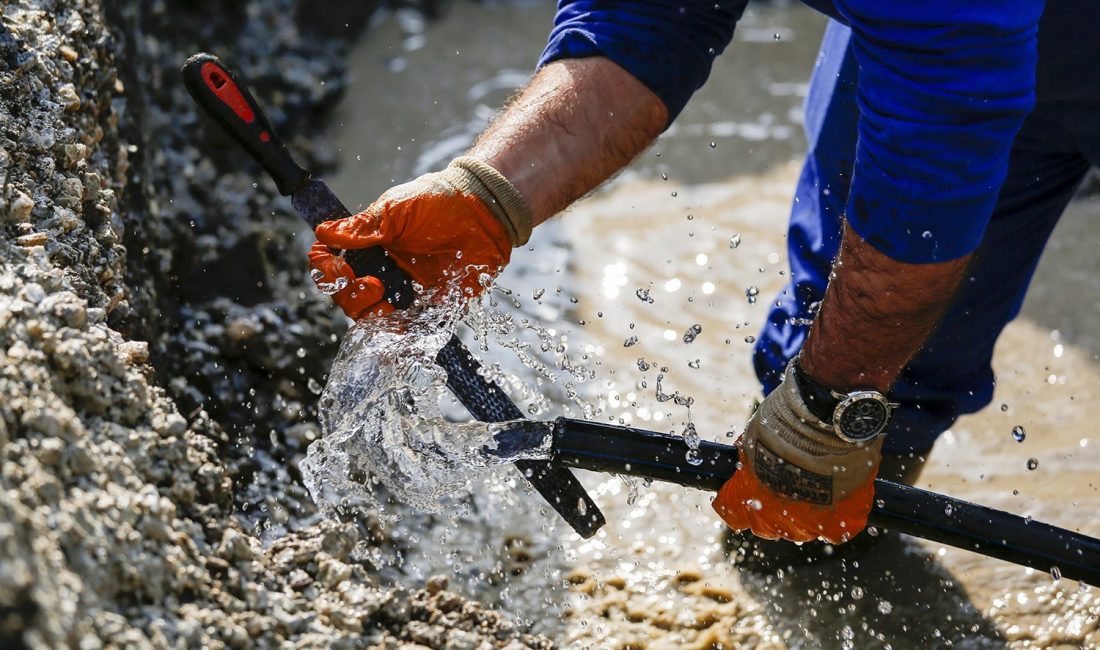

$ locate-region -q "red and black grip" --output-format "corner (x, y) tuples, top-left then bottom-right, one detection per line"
(182, 53), (310, 196)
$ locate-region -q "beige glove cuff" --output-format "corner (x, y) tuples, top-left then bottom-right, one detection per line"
(444, 156), (534, 247)
(747, 362), (883, 499)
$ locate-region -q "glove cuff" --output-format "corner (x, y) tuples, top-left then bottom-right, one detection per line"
(748, 362), (883, 501)
(446, 156), (534, 247)
(768, 362), (867, 457)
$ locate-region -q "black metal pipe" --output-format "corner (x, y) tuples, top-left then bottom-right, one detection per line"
(550, 417), (1100, 586)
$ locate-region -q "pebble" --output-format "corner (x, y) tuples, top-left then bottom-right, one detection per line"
(58, 44), (78, 61)
(8, 191), (34, 223)
(117, 340), (149, 364)
(55, 82), (80, 111)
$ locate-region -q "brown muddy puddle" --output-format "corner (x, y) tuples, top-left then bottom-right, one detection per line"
(553, 170), (1100, 649)
(323, 1), (1100, 647)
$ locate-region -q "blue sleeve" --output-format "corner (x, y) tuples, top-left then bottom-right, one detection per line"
(538, 0), (746, 124)
(837, 1), (1043, 263)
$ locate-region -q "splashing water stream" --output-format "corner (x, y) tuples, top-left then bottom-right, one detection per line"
(299, 293), (559, 515)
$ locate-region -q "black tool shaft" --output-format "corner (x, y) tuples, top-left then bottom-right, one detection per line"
(182, 52), (605, 538)
(551, 417), (1100, 586)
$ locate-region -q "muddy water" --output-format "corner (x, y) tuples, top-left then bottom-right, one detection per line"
(325, 1), (1100, 647)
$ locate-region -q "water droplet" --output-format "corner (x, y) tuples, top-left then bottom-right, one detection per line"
(1026, 457), (1039, 471)
(1000, 403), (1009, 412)
(626, 478), (640, 505)
(922, 231), (933, 240)
(709, 141), (717, 148)
(623, 336), (639, 348)
(745, 286), (759, 304)
(532, 288), (545, 300)
(661, 172), (669, 181)
(729, 233), (741, 249)
(744, 335), (756, 344)
(851, 586), (864, 600)
(685, 448), (703, 466)
(1051, 565), (1062, 582)
(309, 268), (324, 282)
(877, 600), (893, 614)
(296, 347), (307, 358)
(307, 377), (323, 394)
(773, 32), (781, 41)
(637, 358), (650, 371)
(688, 359), (701, 369)
(944, 504), (953, 517)
(635, 287), (654, 303)
(315, 276), (349, 295)
(682, 324), (702, 344)
(1012, 425), (1026, 443)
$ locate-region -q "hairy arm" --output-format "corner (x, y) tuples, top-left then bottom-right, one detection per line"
(800, 223), (971, 393)
(468, 57), (668, 226)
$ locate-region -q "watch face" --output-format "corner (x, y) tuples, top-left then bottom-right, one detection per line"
(833, 392), (891, 443)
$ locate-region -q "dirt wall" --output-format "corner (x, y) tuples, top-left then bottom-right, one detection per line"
(0, 1), (547, 647)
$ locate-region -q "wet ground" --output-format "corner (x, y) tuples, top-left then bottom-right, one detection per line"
(325, 1), (1100, 648)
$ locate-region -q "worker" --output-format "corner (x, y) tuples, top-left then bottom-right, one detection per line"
(308, 0), (1099, 562)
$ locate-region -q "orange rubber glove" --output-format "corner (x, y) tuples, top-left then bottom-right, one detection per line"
(712, 362), (884, 544)
(308, 156), (533, 319)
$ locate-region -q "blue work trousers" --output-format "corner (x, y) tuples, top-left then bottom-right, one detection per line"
(754, 22), (1100, 456)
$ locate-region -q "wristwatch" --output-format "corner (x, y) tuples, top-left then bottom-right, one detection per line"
(791, 357), (898, 444)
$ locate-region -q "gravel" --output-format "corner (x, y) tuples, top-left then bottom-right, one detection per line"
(0, 0), (550, 647)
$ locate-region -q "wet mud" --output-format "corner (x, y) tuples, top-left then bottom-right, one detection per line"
(554, 171), (1100, 650)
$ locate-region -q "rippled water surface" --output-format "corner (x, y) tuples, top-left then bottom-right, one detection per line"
(316, 1), (1100, 647)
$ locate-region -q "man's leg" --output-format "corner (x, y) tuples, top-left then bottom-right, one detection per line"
(883, 109), (1092, 458)
(754, 26), (1094, 467)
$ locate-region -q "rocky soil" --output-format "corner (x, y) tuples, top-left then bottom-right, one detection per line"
(0, 0), (549, 647)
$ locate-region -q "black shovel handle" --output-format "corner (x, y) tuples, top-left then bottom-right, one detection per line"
(550, 417), (1100, 586)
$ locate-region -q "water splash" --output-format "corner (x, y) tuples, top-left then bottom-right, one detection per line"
(300, 296), (554, 515)
(302, 270), (613, 517)
(312, 273), (349, 296)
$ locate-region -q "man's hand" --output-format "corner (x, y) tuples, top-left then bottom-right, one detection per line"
(308, 157), (530, 319)
(713, 362), (884, 544)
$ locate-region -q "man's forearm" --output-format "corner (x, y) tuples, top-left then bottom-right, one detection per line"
(800, 223), (972, 393)
(469, 57), (668, 226)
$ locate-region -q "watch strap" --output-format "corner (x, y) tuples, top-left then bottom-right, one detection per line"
(791, 357), (840, 425)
